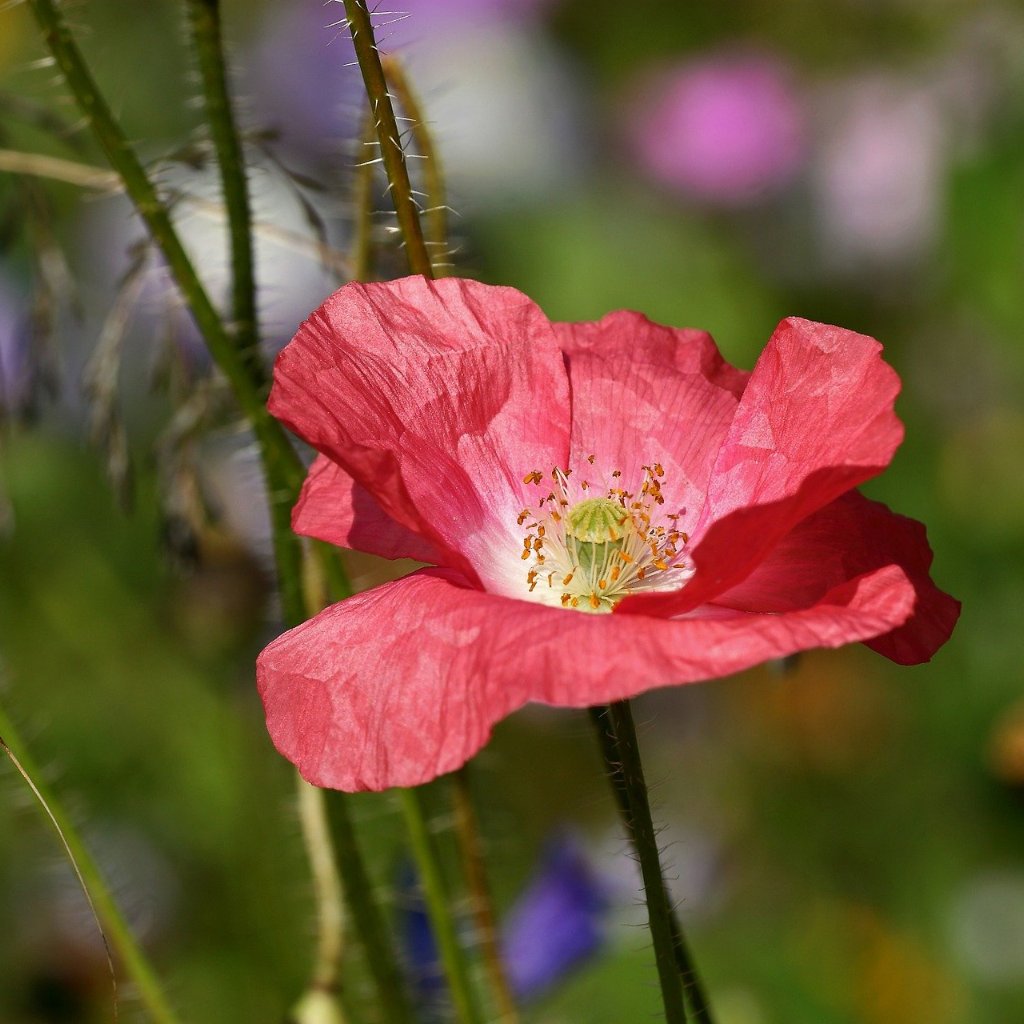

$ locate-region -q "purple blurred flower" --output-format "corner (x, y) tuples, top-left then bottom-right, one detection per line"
(628, 51), (807, 206)
(0, 275), (32, 418)
(398, 832), (608, 1013)
(501, 834), (609, 1001)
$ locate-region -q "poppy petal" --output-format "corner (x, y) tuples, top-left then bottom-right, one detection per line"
(257, 562), (916, 791)
(293, 454), (443, 563)
(715, 490), (960, 663)
(270, 277), (570, 591)
(623, 317), (904, 616)
(554, 312), (747, 520)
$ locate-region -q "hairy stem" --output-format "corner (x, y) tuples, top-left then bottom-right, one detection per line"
(451, 768), (519, 1022)
(340, 0), (431, 276)
(589, 703), (715, 1021)
(184, 0), (258, 348)
(350, 110), (379, 283)
(0, 701), (181, 1024)
(399, 788), (484, 1024)
(590, 702), (693, 1024)
(380, 54), (449, 276)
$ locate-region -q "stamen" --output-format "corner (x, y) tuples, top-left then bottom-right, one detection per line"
(517, 456), (694, 612)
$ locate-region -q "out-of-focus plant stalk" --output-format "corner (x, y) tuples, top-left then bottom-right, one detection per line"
(340, 0), (431, 276)
(331, 791), (419, 1024)
(590, 702), (715, 1023)
(452, 768), (519, 1023)
(296, 778), (346, 1004)
(182, 0), (308, 625)
(0, 701), (182, 1024)
(184, 0), (258, 357)
(399, 788), (485, 1024)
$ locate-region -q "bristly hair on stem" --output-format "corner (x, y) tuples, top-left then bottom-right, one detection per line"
(340, 0), (432, 277)
(380, 54), (453, 277)
(590, 701), (716, 1023)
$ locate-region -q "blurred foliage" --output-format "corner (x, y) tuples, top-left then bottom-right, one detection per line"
(1, 0), (1023, 1021)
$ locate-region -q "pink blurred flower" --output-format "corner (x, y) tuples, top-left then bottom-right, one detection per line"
(813, 74), (946, 269)
(628, 52), (807, 205)
(257, 277), (958, 791)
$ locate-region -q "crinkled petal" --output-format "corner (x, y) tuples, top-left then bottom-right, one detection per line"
(270, 277), (570, 591)
(715, 490), (960, 664)
(554, 312), (747, 519)
(293, 453), (443, 563)
(623, 317), (904, 616)
(257, 563), (916, 791)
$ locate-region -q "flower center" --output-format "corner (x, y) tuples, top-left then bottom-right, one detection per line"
(517, 462), (696, 612)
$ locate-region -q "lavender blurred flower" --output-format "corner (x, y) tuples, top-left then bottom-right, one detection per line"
(500, 833), (609, 1001)
(0, 274), (32, 419)
(399, 832), (609, 1014)
(812, 74), (946, 270)
(627, 51), (807, 206)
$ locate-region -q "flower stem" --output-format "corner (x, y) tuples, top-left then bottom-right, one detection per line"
(590, 701), (714, 1024)
(350, 109), (379, 283)
(184, 0), (258, 349)
(380, 54), (449, 276)
(399, 787), (485, 1024)
(451, 768), (519, 1022)
(341, 0), (432, 277)
(296, 776), (346, 997)
(0, 700), (182, 1024)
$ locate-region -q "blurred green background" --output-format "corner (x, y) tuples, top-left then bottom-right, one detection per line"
(0, 0), (1022, 1021)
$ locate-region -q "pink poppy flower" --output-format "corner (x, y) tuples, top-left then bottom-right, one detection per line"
(257, 277), (959, 791)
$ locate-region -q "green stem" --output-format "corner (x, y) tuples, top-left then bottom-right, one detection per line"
(591, 703), (715, 1021)
(399, 788), (484, 1024)
(589, 702), (691, 1024)
(0, 701), (182, 1024)
(24, 0), (304, 500)
(451, 768), (519, 1022)
(341, 0), (432, 277)
(380, 55), (449, 276)
(332, 794), (418, 1024)
(350, 109), (379, 283)
(184, 0), (258, 348)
